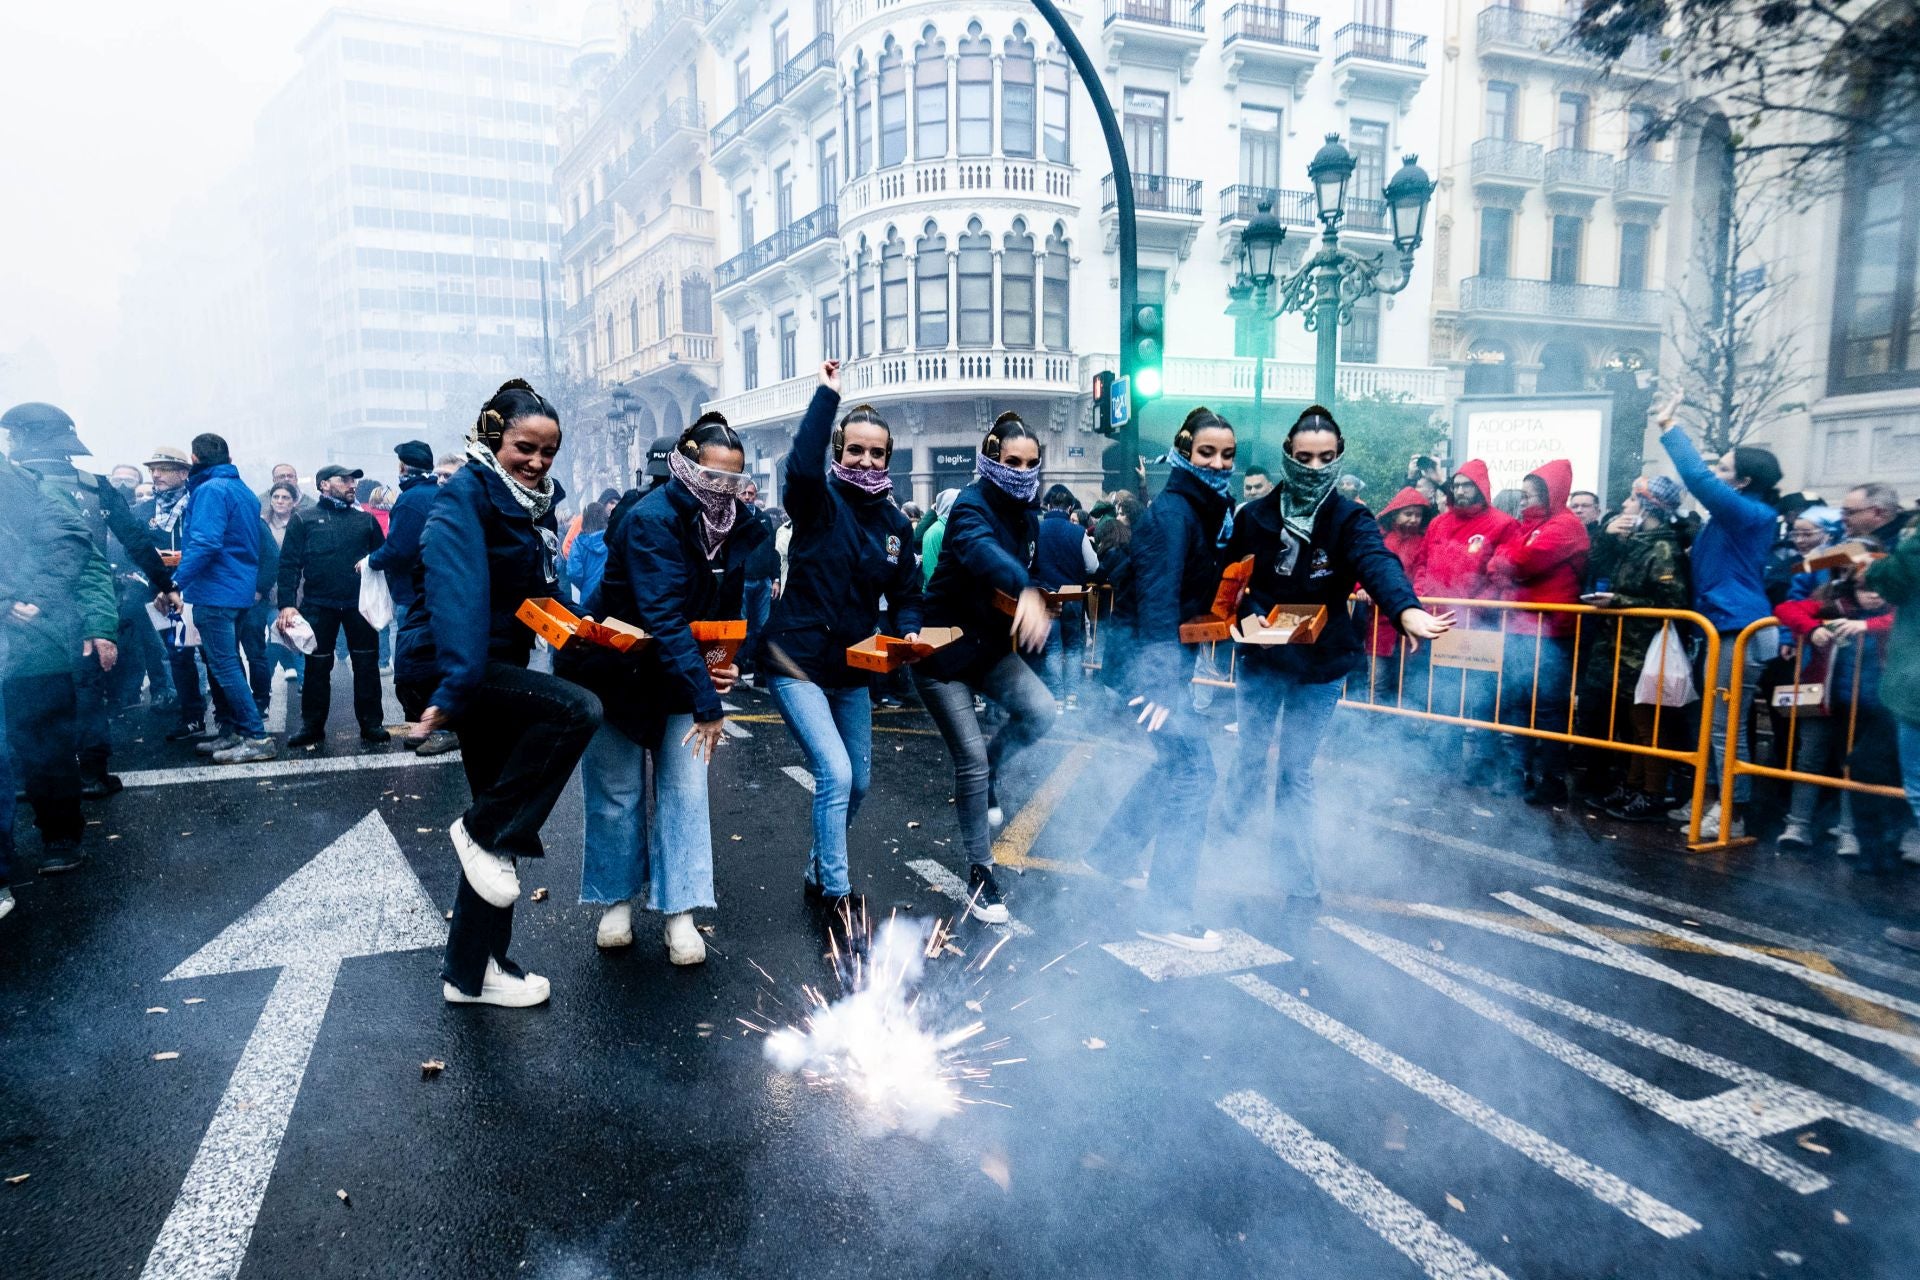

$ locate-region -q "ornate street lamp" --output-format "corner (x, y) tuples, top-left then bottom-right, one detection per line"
(1307, 133), (1356, 226)
(1238, 200), (1287, 292)
(1384, 154), (1434, 254)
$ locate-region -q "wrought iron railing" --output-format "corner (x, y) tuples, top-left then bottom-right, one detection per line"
(1459, 275), (1662, 324)
(1222, 4), (1318, 51)
(561, 202), (614, 259)
(714, 205), (839, 290)
(1545, 147), (1616, 189)
(1103, 0), (1207, 34)
(1469, 137), (1543, 184)
(1219, 185), (1317, 225)
(1614, 155), (1673, 199)
(1102, 172), (1203, 215)
(711, 34), (835, 151)
(1333, 22), (1427, 68)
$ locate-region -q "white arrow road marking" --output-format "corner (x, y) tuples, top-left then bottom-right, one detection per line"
(905, 859), (1032, 936)
(140, 811), (445, 1280)
(782, 765), (815, 793)
(1217, 1091), (1511, 1280)
(1227, 973), (1700, 1237)
(120, 750), (460, 789)
(1102, 930), (1292, 982)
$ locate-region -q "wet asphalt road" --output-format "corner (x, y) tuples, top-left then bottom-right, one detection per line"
(5, 674), (1920, 1279)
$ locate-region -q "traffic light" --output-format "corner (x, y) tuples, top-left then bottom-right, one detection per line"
(1091, 369), (1116, 437)
(1131, 304), (1164, 401)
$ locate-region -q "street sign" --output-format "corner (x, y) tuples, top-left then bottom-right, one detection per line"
(1112, 375), (1132, 429)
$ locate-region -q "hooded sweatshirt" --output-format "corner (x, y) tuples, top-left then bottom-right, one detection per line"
(1489, 458), (1589, 638)
(1367, 487), (1432, 656)
(1417, 460), (1517, 613)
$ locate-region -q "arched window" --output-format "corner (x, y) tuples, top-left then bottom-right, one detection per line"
(855, 239), (876, 356)
(957, 218), (993, 347)
(605, 312), (616, 361)
(881, 229), (909, 351)
(878, 40), (907, 168)
(1538, 342), (1587, 393)
(630, 297), (641, 350)
(914, 30), (948, 160)
(853, 54), (872, 177)
(655, 282), (668, 338)
(681, 273), (712, 335)
(1043, 224), (1070, 350)
(1043, 50), (1071, 163)
(1002, 220), (1035, 349)
(916, 222), (949, 348)
(1465, 340), (1515, 395)
(1002, 30), (1036, 158)
(957, 24), (992, 157)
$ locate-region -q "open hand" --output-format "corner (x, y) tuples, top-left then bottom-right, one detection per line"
(683, 717), (726, 763)
(1012, 587), (1051, 653)
(710, 662), (740, 695)
(1398, 606), (1455, 655)
(1128, 696), (1172, 733)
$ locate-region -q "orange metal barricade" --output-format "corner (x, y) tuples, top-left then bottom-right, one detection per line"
(1694, 617), (1907, 853)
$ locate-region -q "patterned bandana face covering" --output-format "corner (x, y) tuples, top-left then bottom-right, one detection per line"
(668, 448), (746, 556)
(1277, 451), (1340, 543)
(1169, 451), (1236, 546)
(465, 439), (554, 521)
(830, 460), (894, 495)
(976, 451), (1040, 504)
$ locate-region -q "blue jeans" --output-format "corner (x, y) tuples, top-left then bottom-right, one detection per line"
(770, 678), (873, 896)
(743, 578), (774, 671)
(1038, 603), (1085, 702)
(1226, 664), (1345, 898)
(193, 604), (265, 738)
(1095, 724), (1214, 911)
(242, 601), (275, 712)
(1501, 633), (1575, 781)
(579, 717), (714, 913)
(1900, 719), (1920, 825)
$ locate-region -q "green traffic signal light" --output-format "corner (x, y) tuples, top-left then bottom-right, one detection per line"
(1134, 366), (1162, 399)
(1132, 304), (1164, 401)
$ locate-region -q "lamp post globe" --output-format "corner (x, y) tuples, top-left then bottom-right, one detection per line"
(1307, 133), (1356, 225)
(1384, 154), (1435, 254)
(1239, 200), (1286, 291)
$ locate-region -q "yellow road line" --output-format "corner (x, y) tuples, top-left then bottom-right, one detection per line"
(994, 742), (1097, 870)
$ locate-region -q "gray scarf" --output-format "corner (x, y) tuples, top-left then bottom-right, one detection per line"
(466, 440), (553, 521)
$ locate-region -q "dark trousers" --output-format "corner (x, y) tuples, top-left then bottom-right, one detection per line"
(916, 653), (1057, 866)
(1501, 633), (1576, 782)
(74, 655), (113, 775)
(301, 603), (384, 734)
(240, 602), (274, 713)
(168, 644), (207, 726)
(406, 663), (601, 995)
(1849, 707), (1910, 871)
(4, 672), (84, 847)
(1095, 726), (1214, 911)
(114, 604), (174, 707)
(742, 577), (774, 673)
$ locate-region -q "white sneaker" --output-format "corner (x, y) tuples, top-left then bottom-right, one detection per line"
(451, 818), (518, 907)
(1224, 722), (1238, 735)
(1667, 802), (1695, 824)
(664, 911), (707, 965)
(442, 958), (550, 1007)
(1836, 830), (1861, 859)
(0, 886), (14, 922)
(596, 902), (634, 949)
(987, 805), (1006, 829)
(1777, 819), (1813, 850)
(1698, 803), (1744, 842)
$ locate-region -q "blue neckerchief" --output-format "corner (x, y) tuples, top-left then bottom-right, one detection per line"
(1169, 452), (1235, 547)
(976, 452), (1040, 504)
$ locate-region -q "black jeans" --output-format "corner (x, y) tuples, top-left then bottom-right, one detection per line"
(404, 663), (601, 995)
(73, 655), (114, 774)
(114, 603), (174, 707)
(4, 672), (84, 846)
(915, 653), (1057, 866)
(301, 603), (385, 734)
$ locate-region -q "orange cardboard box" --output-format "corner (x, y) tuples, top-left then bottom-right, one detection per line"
(1232, 603), (1329, 646)
(515, 598), (651, 652)
(158, 550), (182, 567)
(846, 626), (964, 673)
(1178, 556), (1257, 644)
(690, 619), (748, 672)
(1803, 540), (1886, 573)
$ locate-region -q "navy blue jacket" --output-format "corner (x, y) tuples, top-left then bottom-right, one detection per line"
(366, 470), (438, 606)
(921, 477), (1042, 683)
(1224, 488), (1421, 683)
(762, 386), (924, 687)
(396, 461), (563, 720)
(1129, 467), (1233, 704)
(176, 462), (262, 609)
(585, 476), (768, 734)
(277, 500), (385, 611)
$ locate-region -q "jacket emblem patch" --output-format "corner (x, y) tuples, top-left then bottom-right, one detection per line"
(885, 534), (901, 564)
(1468, 534), (1486, 555)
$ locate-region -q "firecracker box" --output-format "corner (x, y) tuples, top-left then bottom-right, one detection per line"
(689, 619), (748, 671)
(158, 550), (182, 567)
(845, 627), (965, 673)
(1802, 541), (1887, 573)
(516, 598), (652, 652)
(1232, 603), (1329, 646)
(993, 585), (1089, 617)
(1178, 555), (1256, 644)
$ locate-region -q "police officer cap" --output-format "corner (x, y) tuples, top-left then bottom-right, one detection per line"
(395, 439), (434, 471)
(1, 401), (89, 456)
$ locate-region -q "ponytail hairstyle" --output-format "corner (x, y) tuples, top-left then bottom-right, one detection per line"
(678, 410), (746, 463)
(474, 378), (561, 452)
(982, 410), (1042, 462)
(1172, 405), (1234, 458)
(832, 403), (892, 461)
(1285, 403), (1344, 454)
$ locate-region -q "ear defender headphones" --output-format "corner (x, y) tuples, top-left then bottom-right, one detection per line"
(832, 405), (891, 462)
(476, 408), (508, 450)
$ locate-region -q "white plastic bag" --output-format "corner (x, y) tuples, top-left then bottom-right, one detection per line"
(1634, 623), (1698, 707)
(359, 566), (395, 631)
(277, 611), (318, 655)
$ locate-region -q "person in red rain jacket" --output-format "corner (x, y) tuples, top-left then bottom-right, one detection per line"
(1487, 458), (1590, 805)
(1416, 460), (1516, 605)
(1365, 488), (1433, 661)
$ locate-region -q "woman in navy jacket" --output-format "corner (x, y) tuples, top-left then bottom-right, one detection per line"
(395, 380), (603, 1009)
(1222, 405), (1453, 900)
(762, 361), (923, 923)
(566, 413), (759, 966)
(1091, 408), (1238, 952)
(915, 412), (1056, 923)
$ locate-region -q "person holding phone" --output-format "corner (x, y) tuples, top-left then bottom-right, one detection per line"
(567, 412), (761, 965)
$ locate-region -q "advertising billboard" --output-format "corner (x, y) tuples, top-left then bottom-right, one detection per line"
(1450, 394), (1613, 503)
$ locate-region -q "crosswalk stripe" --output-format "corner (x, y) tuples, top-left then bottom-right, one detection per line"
(120, 751), (459, 789)
(1216, 1091), (1511, 1280)
(722, 720), (752, 739)
(1101, 930), (1292, 982)
(782, 765), (815, 793)
(904, 859), (1032, 936)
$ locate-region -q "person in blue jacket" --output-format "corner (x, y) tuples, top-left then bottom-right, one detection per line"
(564, 499), (610, 607)
(915, 411), (1056, 923)
(396, 379), (602, 1009)
(564, 411), (758, 967)
(761, 360), (924, 929)
(1657, 395), (1785, 840)
(1033, 484), (1097, 706)
(1222, 405), (1454, 900)
(1088, 408), (1239, 951)
(171, 433), (278, 763)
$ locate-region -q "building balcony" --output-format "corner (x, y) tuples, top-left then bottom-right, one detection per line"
(601, 0), (715, 116)
(1332, 22), (1428, 111)
(607, 97), (707, 212)
(700, 370), (817, 432)
(845, 349), (1081, 402)
(561, 201), (615, 263)
(1102, 0), (1208, 80)
(1458, 275), (1662, 329)
(842, 156), (1076, 226)
(1220, 5), (1319, 93)
(603, 330), (720, 388)
(713, 204), (840, 295)
(1613, 155), (1673, 212)
(1081, 353), (1447, 405)
(710, 35), (836, 172)
(1469, 137), (1542, 194)
(1476, 4), (1674, 78)
(1219, 185), (1318, 227)
(564, 297), (595, 331)
(1102, 171), (1202, 217)
(1543, 147), (1615, 201)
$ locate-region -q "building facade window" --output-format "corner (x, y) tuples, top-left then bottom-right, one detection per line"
(778, 311), (798, 380)
(1002, 31), (1036, 158)
(817, 132), (838, 207)
(770, 17), (788, 70)
(1832, 128), (1920, 391)
(1350, 119), (1388, 200)
(656, 282), (668, 338)
(688, 166), (702, 206)
(737, 191), (754, 252)
(774, 163), (794, 228)
(957, 25), (992, 156)
(1042, 227), (1070, 350)
(1626, 105), (1655, 158)
(1538, 342), (1586, 393)
(1485, 81), (1517, 140)
(734, 52), (752, 107)
(916, 226), (949, 348)
(1479, 207), (1512, 277)
(1044, 54), (1070, 164)
(878, 41), (907, 168)
(1557, 93), (1590, 150)
(854, 56), (873, 176)
(915, 33), (947, 158)
(957, 218), (993, 346)
(821, 293), (842, 361)
(856, 243), (876, 355)
(1241, 106), (1283, 190)
(1124, 89), (1168, 175)
(881, 232), (909, 351)
(630, 298), (641, 350)
(1618, 222), (1651, 291)
(1550, 214), (1584, 284)
(742, 325), (759, 390)
(605, 313), (616, 361)
(1003, 221), (1036, 348)
(682, 274), (712, 334)
(1345, 295), (1379, 364)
